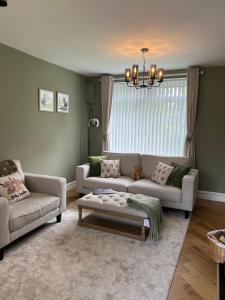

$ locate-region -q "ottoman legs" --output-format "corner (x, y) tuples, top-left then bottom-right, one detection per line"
(78, 206), (83, 224)
(141, 221), (145, 241)
(77, 204), (146, 241)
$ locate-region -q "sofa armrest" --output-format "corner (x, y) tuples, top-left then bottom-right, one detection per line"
(76, 164), (90, 193)
(0, 197), (10, 249)
(181, 169), (199, 211)
(25, 173), (66, 213)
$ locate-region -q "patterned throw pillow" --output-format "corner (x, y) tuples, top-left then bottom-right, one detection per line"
(151, 161), (174, 185)
(0, 160), (30, 203)
(100, 160), (120, 178)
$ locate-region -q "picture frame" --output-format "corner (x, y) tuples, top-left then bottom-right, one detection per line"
(57, 92), (69, 113)
(39, 88), (54, 112)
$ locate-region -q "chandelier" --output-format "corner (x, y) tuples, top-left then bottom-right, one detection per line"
(124, 48), (164, 88)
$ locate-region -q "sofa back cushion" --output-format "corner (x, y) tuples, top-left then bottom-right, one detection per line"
(102, 152), (141, 176)
(141, 155), (191, 178)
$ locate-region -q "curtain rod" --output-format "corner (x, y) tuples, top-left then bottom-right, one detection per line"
(99, 70), (204, 82)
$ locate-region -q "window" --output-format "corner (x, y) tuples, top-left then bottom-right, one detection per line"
(108, 79), (187, 156)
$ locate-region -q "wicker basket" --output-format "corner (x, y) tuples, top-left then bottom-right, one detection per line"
(207, 230), (225, 263)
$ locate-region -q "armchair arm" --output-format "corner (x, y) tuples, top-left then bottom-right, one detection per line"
(0, 197), (10, 249)
(181, 169), (199, 211)
(76, 164), (90, 193)
(25, 173), (66, 213)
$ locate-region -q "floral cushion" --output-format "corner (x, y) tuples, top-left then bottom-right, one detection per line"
(151, 161), (174, 185)
(100, 160), (120, 178)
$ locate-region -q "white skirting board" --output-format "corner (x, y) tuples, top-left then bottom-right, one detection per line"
(66, 181), (76, 191)
(198, 190), (225, 202)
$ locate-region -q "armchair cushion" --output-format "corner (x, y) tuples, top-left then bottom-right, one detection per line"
(9, 193), (59, 232)
(0, 160), (30, 203)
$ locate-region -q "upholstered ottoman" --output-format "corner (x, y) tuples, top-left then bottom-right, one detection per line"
(76, 192), (149, 241)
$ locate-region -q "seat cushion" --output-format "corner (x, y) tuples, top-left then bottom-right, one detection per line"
(83, 176), (135, 192)
(9, 192), (60, 232)
(141, 155), (191, 178)
(102, 152), (141, 177)
(128, 179), (181, 203)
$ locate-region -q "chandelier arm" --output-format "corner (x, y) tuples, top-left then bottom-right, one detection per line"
(148, 82), (162, 88)
(127, 82), (140, 88)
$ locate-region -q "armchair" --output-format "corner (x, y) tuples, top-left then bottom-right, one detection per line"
(0, 168), (66, 260)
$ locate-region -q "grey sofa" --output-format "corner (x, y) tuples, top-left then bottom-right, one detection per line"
(0, 161), (66, 260)
(76, 152), (199, 218)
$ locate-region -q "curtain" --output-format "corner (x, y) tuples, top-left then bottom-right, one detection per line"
(184, 67), (199, 166)
(108, 79), (187, 156)
(101, 75), (114, 151)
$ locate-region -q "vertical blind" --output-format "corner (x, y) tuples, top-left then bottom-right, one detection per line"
(108, 79), (187, 156)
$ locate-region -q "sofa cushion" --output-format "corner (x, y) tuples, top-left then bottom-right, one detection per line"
(103, 152), (141, 177)
(151, 161), (174, 185)
(128, 179), (181, 203)
(9, 192), (60, 232)
(167, 162), (191, 188)
(0, 160), (30, 203)
(100, 159), (120, 178)
(83, 176), (135, 192)
(88, 156), (107, 177)
(141, 155), (191, 178)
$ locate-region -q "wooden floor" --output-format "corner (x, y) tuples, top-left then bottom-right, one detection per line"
(68, 191), (225, 300)
(168, 199), (225, 300)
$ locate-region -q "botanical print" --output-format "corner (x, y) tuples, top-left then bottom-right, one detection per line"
(39, 89), (54, 112)
(57, 92), (69, 113)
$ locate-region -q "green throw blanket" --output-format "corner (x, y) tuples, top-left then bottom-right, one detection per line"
(127, 194), (163, 240)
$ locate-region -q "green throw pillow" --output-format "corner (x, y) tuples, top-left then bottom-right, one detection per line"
(167, 162), (191, 188)
(88, 156), (107, 177)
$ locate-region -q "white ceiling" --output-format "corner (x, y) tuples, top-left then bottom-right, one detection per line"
(0, 0), (225, 75)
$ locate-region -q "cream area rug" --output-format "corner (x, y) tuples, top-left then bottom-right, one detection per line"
(0, 203), (189, 300)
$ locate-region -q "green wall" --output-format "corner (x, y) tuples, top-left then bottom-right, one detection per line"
(0, 43), (88, 183)
(1, 41), (223, 192)
(86, 77), (102, 155)
(195, 66), (225, 193)
(88, 68), (225, 193)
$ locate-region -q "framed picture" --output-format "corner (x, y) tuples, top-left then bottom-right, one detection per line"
(57, 92), (69, 113)
(39, 88), (54, 112)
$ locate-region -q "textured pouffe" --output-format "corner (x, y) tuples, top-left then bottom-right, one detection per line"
(77, 192), (155, 241)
